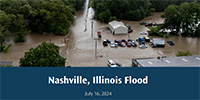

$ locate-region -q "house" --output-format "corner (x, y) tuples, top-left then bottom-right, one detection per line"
(132, 55), (200, 67)
(108, 21), (128, 34)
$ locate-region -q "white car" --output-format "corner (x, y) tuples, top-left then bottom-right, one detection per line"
(110, 42), (116, 48)
(139, 45), (148, 48)
(108, 60), (118, 67)
(140, 32), (148, 35)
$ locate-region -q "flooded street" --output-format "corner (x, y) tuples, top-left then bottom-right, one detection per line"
(1, 0), (199, 67)
(64, 0), (200, 67)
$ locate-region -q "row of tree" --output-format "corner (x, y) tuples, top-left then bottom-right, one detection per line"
(91, 0), (193, 23)
(161, 2), (200, 37)
(150, 0), (195, 12)
(92, 0), (152, 22)
(0, 0), (85, 52)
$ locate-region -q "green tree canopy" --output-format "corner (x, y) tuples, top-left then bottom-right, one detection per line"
(20, 42), (66, 67)
(161, 2), (200, 37)
(93, 0), (152, 22)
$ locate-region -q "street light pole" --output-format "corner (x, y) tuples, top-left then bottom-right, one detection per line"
(94, 38), (98, 59)
(91, 20), (94, 38)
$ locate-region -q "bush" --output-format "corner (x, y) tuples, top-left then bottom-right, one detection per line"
(0, 46), (5, 52)
(176, 51), (192, 57)
(2, 44), (12, 53)
(14, 33), (25, 43)
(108, 16), (117, 22)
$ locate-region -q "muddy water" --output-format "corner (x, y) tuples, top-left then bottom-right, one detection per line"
(0, 33), (66, 66)
(1, 0), (199, 67)
(64, 1), (200, 67)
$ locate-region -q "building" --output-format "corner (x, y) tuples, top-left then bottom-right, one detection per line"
(152, 38), (165, 48)
(0, 61), (12, 66)
(132, 55), (200, 67)
(108, 21), (128, 34)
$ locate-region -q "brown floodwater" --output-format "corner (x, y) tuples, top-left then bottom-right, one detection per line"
(1, 0), (199, 67)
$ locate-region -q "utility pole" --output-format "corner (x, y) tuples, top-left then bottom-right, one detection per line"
(94, 38), (98, 59)
(128, 32), (130, 38)
(91, 20), (94, 38)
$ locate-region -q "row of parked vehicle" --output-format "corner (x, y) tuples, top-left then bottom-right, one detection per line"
(103, 39), (137, 48)
(140, 22), (158, 27)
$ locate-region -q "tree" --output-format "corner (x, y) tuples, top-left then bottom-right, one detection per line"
(161, 2), (200, 37)
(98, 9), (111, 23)
(108, 16), (117, 22)
(148, 27), (160, 36)
(161, 5), (181, 35)
(176, 51), (192, 57)
(20, 42), (66, 67)
(93, 0), (152, 22)
(28, 0), (74, 35)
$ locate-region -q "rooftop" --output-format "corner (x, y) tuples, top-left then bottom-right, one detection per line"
(135, 55), (200, 67)
(108, 21), (127, 29)
(0, 61), (13, 66)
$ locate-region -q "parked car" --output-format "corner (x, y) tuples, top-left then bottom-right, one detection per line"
(103, 40), (108, 46)
(110, 42), (116, 48)
(138, 38), (145, 44)
(128, 29), (133, 33)
(131, 42), (137, 47)
(114, 40), (120, 43)
(127, 39), (133, 42)
(106, 39), (112, 43)
(145, 23), (153, 27)
(115, 43), (118, 47)
(144, 36), (150, 42)
(121, 39), (126, 42)
(149, 40), (153, 45)
(140, 22), (147, 25)
(116, 63), (123, 67)
(167, 41), (174, 46)
(108, 60), (118, 67)
(125, 41), (132, 47)
(140, 32), (148, 35)
(119, 42), (126, 47)
(139, 45), (148, 48)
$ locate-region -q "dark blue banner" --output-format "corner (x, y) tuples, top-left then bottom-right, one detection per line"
(0, 67), (199, 100)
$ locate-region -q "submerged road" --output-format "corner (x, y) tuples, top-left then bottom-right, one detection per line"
(1, 0), (199, 66)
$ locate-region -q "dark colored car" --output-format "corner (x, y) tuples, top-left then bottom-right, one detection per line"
(140, 22), (147, 25)
(128, 29), (133, 33)
(131, 42), (137, 47)
(122, 39), (126, 42)
(127, 39), (133, 42)
(116, 63), (123, 67)
(145, 23), (153, 27)
(103, 40), (108, 46)
(106, 39), (112, 43)
(144, 37), (150, 42)
(114, 40), (120, 43)
(167, 41), (174, 46)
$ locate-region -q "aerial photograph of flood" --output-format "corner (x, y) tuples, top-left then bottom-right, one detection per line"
(0, 0), (200, 67)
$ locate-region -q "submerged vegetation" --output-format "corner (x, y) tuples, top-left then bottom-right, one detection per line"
(148, 2), (200, 37)
(176, 51), (192, 57)
(91, 0), (196, 23)
(91, 0), (199, 37)
(92, 0), (152, 22)
(20, 42), (66, 67)
(0, 0), (85, 52)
